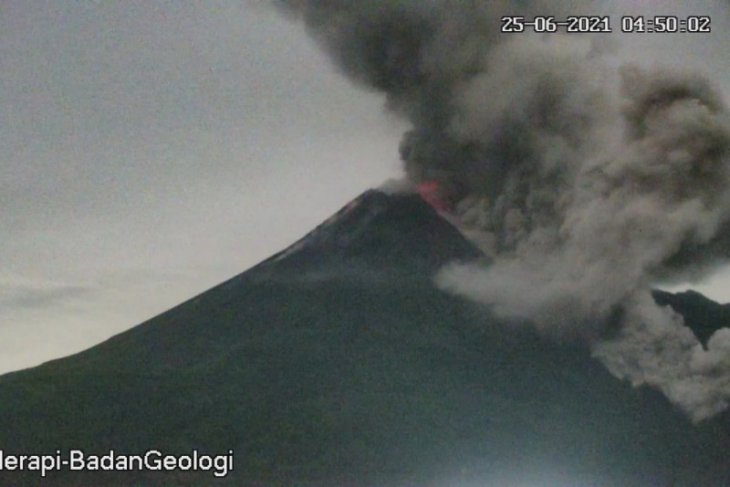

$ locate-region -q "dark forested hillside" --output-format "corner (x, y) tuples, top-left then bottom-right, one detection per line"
(1, 191), (728, 486)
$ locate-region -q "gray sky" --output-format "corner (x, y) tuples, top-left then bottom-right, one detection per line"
(1, 1), (729, 374)
(1, 1), (403, 373)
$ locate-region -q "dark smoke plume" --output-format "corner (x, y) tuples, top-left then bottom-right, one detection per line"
(275, 0), (730, 421)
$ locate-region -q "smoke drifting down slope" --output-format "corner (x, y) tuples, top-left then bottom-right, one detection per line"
(276, 1), (730, 421)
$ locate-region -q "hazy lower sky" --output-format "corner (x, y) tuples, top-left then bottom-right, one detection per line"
(2, 1), (729, 374)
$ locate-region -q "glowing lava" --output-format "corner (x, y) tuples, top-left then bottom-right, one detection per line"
(417, 180), (451, 212)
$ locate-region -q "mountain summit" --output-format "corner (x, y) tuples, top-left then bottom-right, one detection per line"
(0, 190), (728, 486)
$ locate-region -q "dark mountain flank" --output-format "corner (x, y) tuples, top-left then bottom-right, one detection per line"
(652, 289), (730, 348)
(0, 191), (728, 486)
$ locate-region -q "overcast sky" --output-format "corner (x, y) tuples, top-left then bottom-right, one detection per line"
(2, 1), (729, 374)
(1, 1), (405, 373)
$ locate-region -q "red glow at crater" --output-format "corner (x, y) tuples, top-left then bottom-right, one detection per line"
(417, 180), (451, 212)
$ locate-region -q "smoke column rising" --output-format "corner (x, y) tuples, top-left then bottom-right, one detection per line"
(275, 0), (730, 421)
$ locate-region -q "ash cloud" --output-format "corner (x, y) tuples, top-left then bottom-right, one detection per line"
(276, 0), (730, 421)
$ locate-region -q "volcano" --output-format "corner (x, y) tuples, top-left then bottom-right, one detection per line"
(0, 190), (728, 486)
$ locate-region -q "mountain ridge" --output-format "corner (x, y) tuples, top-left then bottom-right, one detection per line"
(0, 190), (728, 486)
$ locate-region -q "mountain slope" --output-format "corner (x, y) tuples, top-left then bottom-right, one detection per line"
(0, 190), (728, 486)
(652, 288), (730, 347)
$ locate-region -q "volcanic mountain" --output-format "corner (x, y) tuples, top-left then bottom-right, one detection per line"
(0, 190), (728, 486)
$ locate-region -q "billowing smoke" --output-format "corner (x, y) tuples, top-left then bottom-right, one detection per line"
(275, 0), (730, 421)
